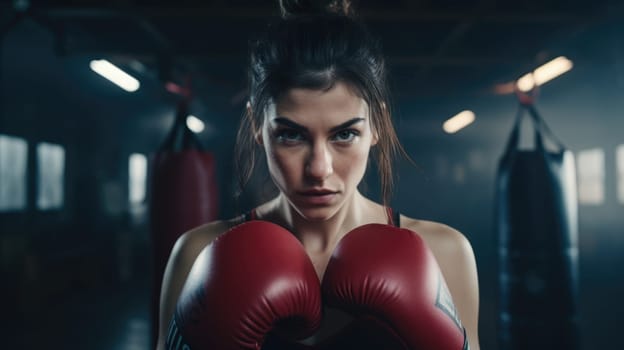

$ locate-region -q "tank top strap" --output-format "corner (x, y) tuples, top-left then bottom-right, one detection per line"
(385, 207), (401, 227)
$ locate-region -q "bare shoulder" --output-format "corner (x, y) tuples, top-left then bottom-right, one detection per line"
(400, 216), (472, 257)
(400, 215), (480, 349)
(157, 215), (246, 349)
(173, 216), (245, 262)
(164, 216), (245, 296)
(398, 215), (477, 291)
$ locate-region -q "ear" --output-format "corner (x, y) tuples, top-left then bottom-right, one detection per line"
(371, 101), (388, 146)
(254, 129), (263, 145)
(371, 129), (379, 146)
(247, 101), (263, 145)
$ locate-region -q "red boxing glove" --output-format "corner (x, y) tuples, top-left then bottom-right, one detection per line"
(322, 224), (468, 350)
(166, 221), (322, 350)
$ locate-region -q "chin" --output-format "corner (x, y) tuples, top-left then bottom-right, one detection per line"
(294, 204), (339, 222)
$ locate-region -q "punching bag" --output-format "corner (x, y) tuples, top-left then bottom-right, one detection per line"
(149, 100), (218, 346)
(496, 102), (579, 349)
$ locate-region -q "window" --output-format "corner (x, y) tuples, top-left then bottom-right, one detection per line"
(577, 148), (605, 205)
(37, 142), (65, 210)
(617, 145), (624, 204)
(0, 134), (28, 211)
(129, 153), (147, 205)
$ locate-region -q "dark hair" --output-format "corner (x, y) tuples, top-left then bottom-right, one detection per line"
(235, 0), (408, 206)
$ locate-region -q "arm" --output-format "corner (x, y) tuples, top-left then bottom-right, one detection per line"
(155, 221), (227, 350)
(418, 223), (481, 350)
(322, 223), (471, 349)
(159, 220), (322, 350)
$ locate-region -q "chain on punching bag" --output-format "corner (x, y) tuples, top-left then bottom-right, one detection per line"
(149, 100), (218, 346)
(496, 102), (580, 349)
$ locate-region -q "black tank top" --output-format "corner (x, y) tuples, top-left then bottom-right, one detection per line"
(243, 207), (401, 227)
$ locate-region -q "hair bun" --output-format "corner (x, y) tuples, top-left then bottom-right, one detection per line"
(279, 0), (353, 18)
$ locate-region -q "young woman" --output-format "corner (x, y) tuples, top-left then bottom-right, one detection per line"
(157, 1), (480, 349)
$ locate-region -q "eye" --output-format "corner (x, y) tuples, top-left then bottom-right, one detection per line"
(274, 129), (305, 144)
(332, 129), (359, 143)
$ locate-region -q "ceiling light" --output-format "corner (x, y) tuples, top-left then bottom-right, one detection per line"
(443, 110), (475, 134)
(516, 56), (573, 92)
(90, 59), (140, 92)
(186, 115), (205, 133)
(516, 73), (536, 92)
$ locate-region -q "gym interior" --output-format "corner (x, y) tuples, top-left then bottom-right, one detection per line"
(1, 1), (623, 349)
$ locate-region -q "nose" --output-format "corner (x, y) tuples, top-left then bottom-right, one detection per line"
(305, 142), (333, 180)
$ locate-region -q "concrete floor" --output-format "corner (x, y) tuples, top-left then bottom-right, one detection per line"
(8, 276), (151, 350)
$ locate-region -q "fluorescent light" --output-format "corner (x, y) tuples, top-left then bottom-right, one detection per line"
(89, 59), (140, 92)
(186, 115), (205, 133)
(516, 73), (536, 92)
(534, 56), (574, 84)
(443, 110), (475, 134)
(517, 56), (573, 92)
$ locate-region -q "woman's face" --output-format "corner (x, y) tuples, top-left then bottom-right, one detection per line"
(258, 81), (378, 221)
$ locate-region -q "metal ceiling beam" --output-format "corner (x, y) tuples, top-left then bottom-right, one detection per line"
(64, 45), (534, 67)
(418, 0), (497, 76)
(40, 7), (601, 24)
(388, 55), (530, 67)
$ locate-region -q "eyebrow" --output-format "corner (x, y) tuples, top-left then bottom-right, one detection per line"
(272, 117), (365, 132)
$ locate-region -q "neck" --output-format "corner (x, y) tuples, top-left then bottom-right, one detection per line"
(258, 191), (379, 255)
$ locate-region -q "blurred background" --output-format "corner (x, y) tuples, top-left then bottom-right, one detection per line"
(1, 0), (623, 349)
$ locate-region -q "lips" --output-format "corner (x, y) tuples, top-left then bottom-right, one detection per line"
(297, 189), (339, 205)
(299, 189), (338, 196)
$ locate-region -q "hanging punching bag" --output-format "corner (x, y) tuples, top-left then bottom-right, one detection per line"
(496, 103), (580, 349)
(149, 100), (218, 346)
